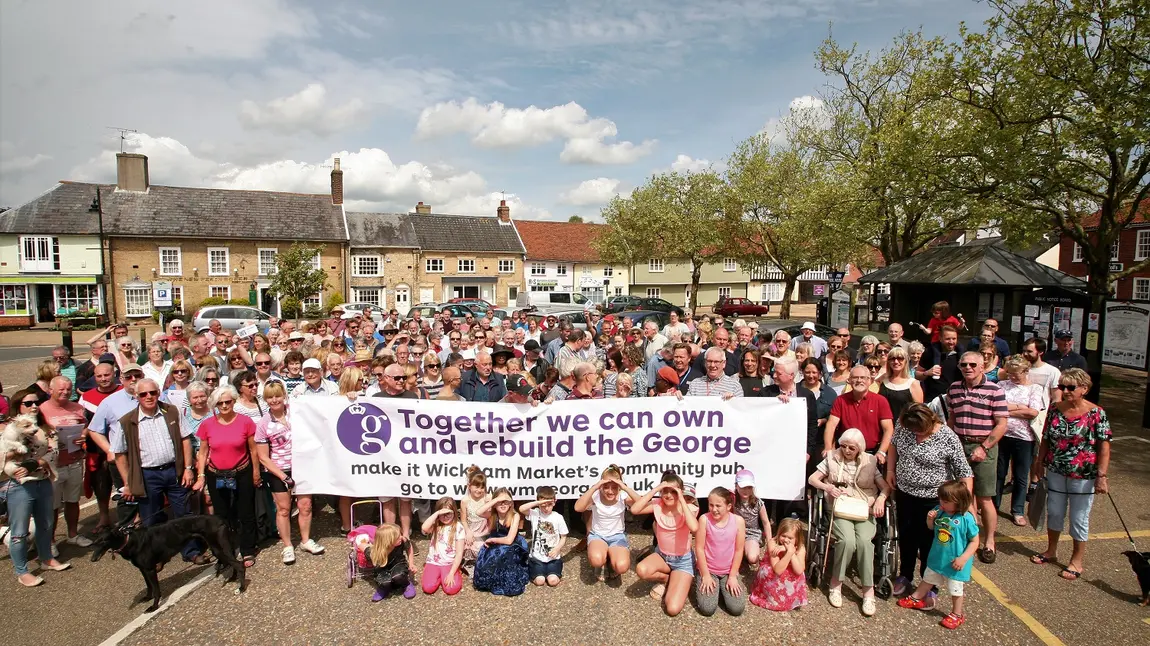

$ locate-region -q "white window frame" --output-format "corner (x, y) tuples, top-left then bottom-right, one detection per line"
(208, 247), (230, 276)
(556, 264), (568, 276)
(1134, 278), (1150, 302)
(603, 265), (614, 277)
(353, 287), (383, 307)
(1111, 240), (1120, 261)
(530, 263), (547, 276)
(0, 285), (29, 315)
(1136, 230), (1150, 261)
(170, 285), (183, 307)
(648, 259), (664, 273)
(498, 259), (515, 274)
(158, 247), (182, 276)
(124, 287), (151, 317)
(54, 284), (103, 314)
(718, 286), (732, 299)
(19, 235), (59, 273)
(458, 259), (475, 274)
(209, 285), (231, 301)
(352, 254), (382, 277)
(723, 258), (737, 272)
(1072, 242), (1083, 262)
(258, 248), (278, 276)
(425, 258), (444, 273)
(613, 286), (623, 296)
(646, 287), (661, 298)
(310, 252), (322, 271)
(582, 266), (592, 276)
(303, 293), (322, 311)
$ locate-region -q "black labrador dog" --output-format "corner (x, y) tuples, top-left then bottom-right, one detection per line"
(1123, 550), (1150, 606)
(91, 515), (247, 612)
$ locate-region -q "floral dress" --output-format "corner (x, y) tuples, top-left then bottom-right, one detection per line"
(1044, 407), (1111, 480)
(750, 548), (808, 611)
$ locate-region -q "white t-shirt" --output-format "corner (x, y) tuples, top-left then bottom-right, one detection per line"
(426, 521), (465, 567)
(1029, 363), (1061, 397)
(527, 508), (569, 563)
(589, 490), (630, 537)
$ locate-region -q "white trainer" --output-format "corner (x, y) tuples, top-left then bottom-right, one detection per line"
(282, 546), (296, 565)
(298, 539), (325, 555)
(66, 534), (94, 547)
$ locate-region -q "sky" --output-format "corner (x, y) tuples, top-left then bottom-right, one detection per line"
(0, 0), (994, 222)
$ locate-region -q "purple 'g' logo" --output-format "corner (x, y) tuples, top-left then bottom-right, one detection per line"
(335, 401), (391, 455)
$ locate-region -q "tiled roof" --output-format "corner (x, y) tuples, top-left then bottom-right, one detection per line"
(408, 213), (525, 254)
(859, 244), (1085, 289)
(97, 183), (346, 241)
(0, 182), (102, 234)
(346, 212), (419, 248)
(1081, 200), (1150, 229)
(513, 220), (605, 262)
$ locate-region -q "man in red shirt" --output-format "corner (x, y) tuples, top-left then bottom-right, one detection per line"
(80, 361), (121, 529)
(822, 365), (894, 463)
(41, 376), (93, 547)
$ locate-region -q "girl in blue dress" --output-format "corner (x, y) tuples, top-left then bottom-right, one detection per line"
(471, 487), (529, 596)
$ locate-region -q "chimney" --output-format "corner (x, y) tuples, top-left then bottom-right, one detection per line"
(330, 157), (344, 205)
(415, 201), (431, 215)
(497, 199), (511, 223)
(115, 153), (149, 192)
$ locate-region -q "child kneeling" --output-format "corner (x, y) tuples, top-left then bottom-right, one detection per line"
(421, 497), (466, 595)
(898, 480), (978, 629)
(356, 523), (416, 602)
(520, 486), (568, 587)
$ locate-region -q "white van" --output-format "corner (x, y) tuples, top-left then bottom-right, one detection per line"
(515, 291), (592, 312)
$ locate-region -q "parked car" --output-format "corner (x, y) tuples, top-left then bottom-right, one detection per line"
(531, 308), (591, 332)
(711, 297), (770, 317)
(764, 320), (858, 349)
(616, 310), (671, 331)
(514, 291), (592, 312)
(407, 303), (476, 321)
(335, 302), (384, 324)
(604, 295), (642, 313)
(193, 305), (274, 333)
(447, 298), (495, 316)
(629, 297), (677, 313)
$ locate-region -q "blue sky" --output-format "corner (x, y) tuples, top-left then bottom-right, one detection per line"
(0, 0), (993, 221)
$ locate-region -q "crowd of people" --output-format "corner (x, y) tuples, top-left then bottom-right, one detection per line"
(0, 299), (1113, 628)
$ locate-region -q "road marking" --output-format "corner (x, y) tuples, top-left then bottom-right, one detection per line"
(996, 530), (1150, 544)
(97, 569), (215, 646)
(1112, 436), (1150, 444)
(972, 568), (1065, 646)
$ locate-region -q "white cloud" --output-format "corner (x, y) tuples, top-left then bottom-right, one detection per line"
(0, 141), (52, 175)
(760, 94), (827, 144)
(416, 98), (655, 164)
(559, 177), (629, 205)
(669, 154), (712, 174)
(239, 83), (367, 136)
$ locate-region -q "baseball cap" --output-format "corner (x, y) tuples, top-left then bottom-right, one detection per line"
(122, 365), (144, 376)
(735, 469), (755, 487)
(604, 314), (615, 322)
(524, 339), (541, 354)
(801, 322), (816, 331)
(460, 348), (477, 361)
(1054, 329), (1074, 339)
(657, 366), (679, 384)
(507, 374), (533, 396)
(302, 358), (323, 371)
(97, 352), (118, 366)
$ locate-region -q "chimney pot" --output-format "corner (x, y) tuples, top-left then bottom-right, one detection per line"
(115, 153), (149, 192)
(415, 201), (432, 215)
(330, 156), (344, 205)
(497, 199), (511, 223)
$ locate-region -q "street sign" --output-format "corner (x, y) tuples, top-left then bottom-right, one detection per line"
(827, 270), (845, 292)
(152, 280), (173, 307)
(1109, 262), (1123, 272)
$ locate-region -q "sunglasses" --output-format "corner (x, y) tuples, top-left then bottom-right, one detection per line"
(959, 362), (980, 368)
(426, 363), (441, 368)
(217, 399), (235, 405)
(388, 375), (405, 381)
(173, 369), (189, 375)
(255, 361), (271, 366)
(205, 377), (219, 383)
(20, 400), (39, 407)
(123, 373), (142, 381)
(876, 349), (889, 355)
(1057, 384), (1079, 392)
(241, 383), (257, 389)
(137, 390), (159, 397)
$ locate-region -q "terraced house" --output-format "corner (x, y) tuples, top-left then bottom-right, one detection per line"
(514, 219), (628, 305)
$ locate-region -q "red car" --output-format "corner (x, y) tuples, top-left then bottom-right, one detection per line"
(711, 297), (770, 317)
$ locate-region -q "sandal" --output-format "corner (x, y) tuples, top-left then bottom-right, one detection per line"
(188, 553), (215, 566)
(978, 548), (997, 564)
(940, 612), (966, 629)
(1060, 567), (1082, 580)
(243, 556), (256, 568)
(1030, 554), (1053, 565)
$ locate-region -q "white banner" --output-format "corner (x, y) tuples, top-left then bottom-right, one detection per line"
(290, 396), (806, 501)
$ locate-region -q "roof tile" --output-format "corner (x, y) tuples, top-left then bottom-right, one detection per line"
(513, 220), (605, 262)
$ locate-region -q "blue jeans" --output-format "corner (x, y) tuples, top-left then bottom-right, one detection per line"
(994, 436), (1034, 516)
(7, 479), (56, 576)
(139, 465), (202, 559)
(1046, 472), (1095, 542)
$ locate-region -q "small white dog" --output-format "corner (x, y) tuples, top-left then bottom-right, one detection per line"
(0, 412), (40, 462)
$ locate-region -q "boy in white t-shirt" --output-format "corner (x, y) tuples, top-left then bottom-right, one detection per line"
(519, 486), (569, 587)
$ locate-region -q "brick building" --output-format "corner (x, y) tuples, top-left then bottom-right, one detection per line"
(513, 219), (628, 305)
(1058, 206), (1150, 301)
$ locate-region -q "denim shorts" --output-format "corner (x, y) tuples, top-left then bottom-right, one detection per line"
(588, 532), (629, 549)
(656, 547), (695, 574)
(528, 557), (563, 579)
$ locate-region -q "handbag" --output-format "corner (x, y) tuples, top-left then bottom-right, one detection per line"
(1029, 384), (1048, 440)
(831, 460), (871, 522)
(1026, 478), (1048, 531)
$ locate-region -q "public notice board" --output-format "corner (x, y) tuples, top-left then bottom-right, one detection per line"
(1103, 301), (1150, 370)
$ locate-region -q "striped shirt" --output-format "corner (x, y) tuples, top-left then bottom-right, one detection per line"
(946, 378), (1008, 438)
(686, 374), (744, 398)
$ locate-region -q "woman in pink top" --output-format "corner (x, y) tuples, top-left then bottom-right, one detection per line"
(193, 385), (259, 567)
(632, 470), (699, 617)
(695, 487), (747, 616)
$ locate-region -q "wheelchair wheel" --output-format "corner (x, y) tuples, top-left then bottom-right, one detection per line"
(876, 576), (893, 600)
(346, 552), (356, 588)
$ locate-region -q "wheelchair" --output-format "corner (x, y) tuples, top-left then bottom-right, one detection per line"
(806, 486), (899, 599)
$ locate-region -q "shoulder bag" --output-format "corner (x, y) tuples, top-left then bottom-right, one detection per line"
(831, 459), (871, 522)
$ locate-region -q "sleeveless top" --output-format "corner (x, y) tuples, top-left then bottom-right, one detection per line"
(879, 378), (915, 422)
(653, 503), (698, 556)
(703, 514), (739, 575)
(464, 494), (492, 537)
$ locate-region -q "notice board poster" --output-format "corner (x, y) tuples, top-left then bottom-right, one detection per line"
(1103, 302), (1149, 370)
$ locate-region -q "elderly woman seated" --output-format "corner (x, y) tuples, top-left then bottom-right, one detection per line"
(809, 428), (889, 617)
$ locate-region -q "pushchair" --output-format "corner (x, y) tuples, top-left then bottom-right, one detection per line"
(345, 499), (386, 588)
(806, 486), (899, 599)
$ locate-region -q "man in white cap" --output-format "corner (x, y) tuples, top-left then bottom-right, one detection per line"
(790, 322), (828, 358)
(291, 358), (338, 397)
(460, 347), (477, 373)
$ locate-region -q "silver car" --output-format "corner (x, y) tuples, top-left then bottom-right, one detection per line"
(192, 304), (274, 333)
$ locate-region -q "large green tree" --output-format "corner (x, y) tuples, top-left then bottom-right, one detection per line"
(595, 171), (727, 312)
(724, 134), (864, 318)
(794, 31), (993, 266)
(943, 0), (1149, 380)
(267, 243), (328, 318)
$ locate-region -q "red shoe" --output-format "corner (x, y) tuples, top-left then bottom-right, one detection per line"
(898, 596), (927, 610)
(940, 613), (966, 629)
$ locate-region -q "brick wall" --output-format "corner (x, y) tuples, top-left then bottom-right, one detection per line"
(1059, 226), (1150, 300)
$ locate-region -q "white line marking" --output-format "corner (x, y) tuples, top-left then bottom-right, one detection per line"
(1112, 436), (1150, 444)
(80, 499), (97, 510)
(97, 569), (215, 646)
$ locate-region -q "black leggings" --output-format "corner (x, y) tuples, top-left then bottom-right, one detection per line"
(895, 489), (936, 580)
(371, 566), (411, 597)
(206, 462), (257, 557)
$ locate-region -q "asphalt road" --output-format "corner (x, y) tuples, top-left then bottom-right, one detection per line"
(0, 345), (58, 363)
(1, 386), (1147, 646)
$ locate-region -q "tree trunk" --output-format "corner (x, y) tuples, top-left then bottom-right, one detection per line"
(780, 273), (799, 320)
(690, 260), (703, 316)
(1084, 266), (1110, 403)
